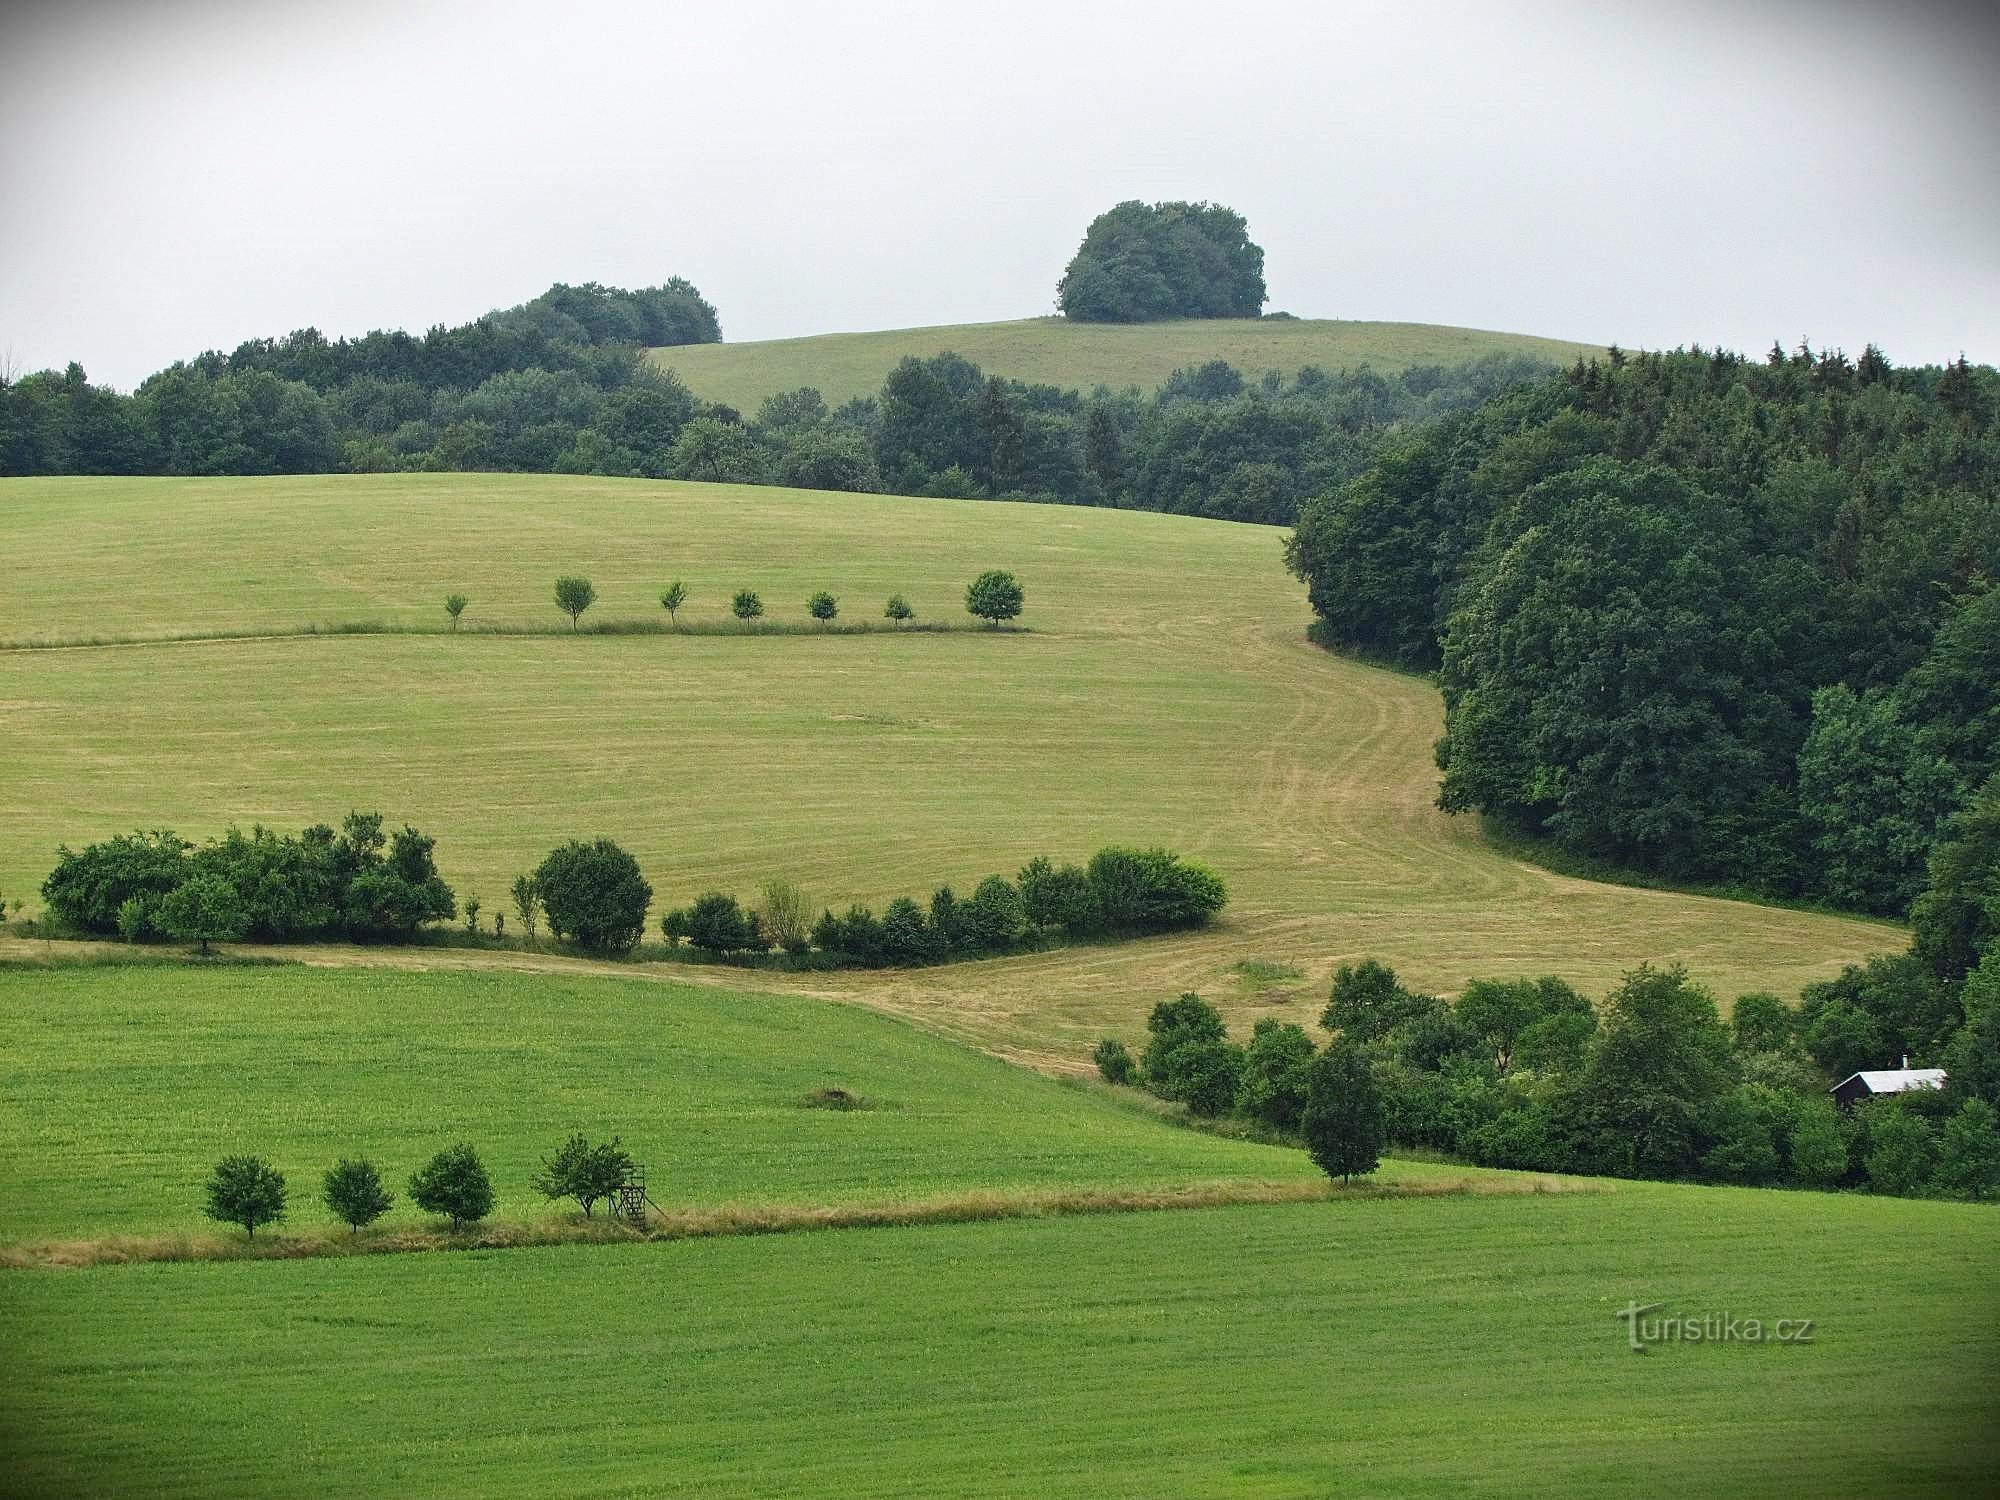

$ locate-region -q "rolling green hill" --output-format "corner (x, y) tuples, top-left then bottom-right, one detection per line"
(0, 474), (1892, 1065)
(647, 316), (1607, 411)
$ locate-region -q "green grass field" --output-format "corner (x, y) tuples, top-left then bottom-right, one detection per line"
(647, 316), (1607, 411)
(4, 1187), (1993, 1498)
(0, 963), (1337, 1244)
(0, 473), (1893, 1064)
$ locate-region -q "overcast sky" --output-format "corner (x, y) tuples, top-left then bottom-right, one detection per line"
(2, 0), (1995, 390)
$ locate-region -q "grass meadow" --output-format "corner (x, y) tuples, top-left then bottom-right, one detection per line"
(0, 963), (1336, 1244)
(3, 1188), (1993, 1498)
(645, 315), (1606, 411)
(0, 473), (1895, 1065)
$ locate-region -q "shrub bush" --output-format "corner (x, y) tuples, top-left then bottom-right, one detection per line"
(1239, 1018), (1317, 1130)
(1017, 856), (1099, 935)
(1085, 846), (1225, 933)
(408, 1143), (494, 1230)
(878, 896), (935, 966)
(42, 829), (189, 933)
(680, 891), (765, 954)
(1157, 1038), (1245, 1117)
(534, 838), (652, 955)
(811, 904), (884, 965)
(757, 879), (812, 955)
(1093, 1038), (1135, 1084)
(1141, 992), (1227, 1084)
(964, 875), (1027, 950)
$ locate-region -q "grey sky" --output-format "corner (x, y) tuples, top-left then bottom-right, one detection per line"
(3, 0), (1995, 390)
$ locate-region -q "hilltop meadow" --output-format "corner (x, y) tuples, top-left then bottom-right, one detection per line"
(647, 314), (1604, 411)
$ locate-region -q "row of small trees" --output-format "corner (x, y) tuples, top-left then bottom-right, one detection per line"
(203, 1133), (639, 1238)
(441, 570), (1025, 632)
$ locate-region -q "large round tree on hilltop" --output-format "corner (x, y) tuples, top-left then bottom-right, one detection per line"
(1057, 200), (1267, 323)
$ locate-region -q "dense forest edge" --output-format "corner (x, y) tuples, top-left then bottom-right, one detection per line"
(1288, 344), (2000, 920)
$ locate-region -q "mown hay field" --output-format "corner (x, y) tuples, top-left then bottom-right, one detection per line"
(0, 474), (1894, 1064)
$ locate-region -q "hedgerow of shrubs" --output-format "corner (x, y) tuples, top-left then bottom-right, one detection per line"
(659, 845), (1226, 969)
(41, 824), (1223, 971)
(44, 812), (455, 944)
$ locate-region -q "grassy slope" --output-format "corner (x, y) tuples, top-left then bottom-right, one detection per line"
(0, 473), (1893, 1064)
(648, 316), (1606, 410)
(0, 964), (1337, 1243)
(4, 1190), (1994, 1498)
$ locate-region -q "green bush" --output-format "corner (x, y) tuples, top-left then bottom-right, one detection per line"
(1141, 992), (1227, 1085)
(204, 1154), (287, 1238)
(681, 891), (765, 954)
(1787, 1098), (1852, 1189)
(927, 886), (965, 955)
(731, 589), (764, 620)
(811, 904), (884, 965)
(534, 839), (653, 955)
(322, 1157), (394, 1232)
(1093, 1038), (1135, 1085)
(115, 895), (153, 943)
(1085, 846), (1226, 933)
(408, 1143), (494, 1230)
(878, 896), (935, 966)
(42, 829), (189, 933)
(807, 590), (839, 624)
(1158, 1039), (1244, 1117)
(1239, 1018), (1317, 1130)
(885, 594), (914, 625)
(1933, 1097), (2000, 1200)
(757, 879), (812, 955)
(963, 875), (1027, 950)
(1016, 856), (1099, 936)
(1864, 1103), (1936, 1196)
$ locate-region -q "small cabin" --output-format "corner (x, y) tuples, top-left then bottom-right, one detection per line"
(1829, 1065), (1946, 1111)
